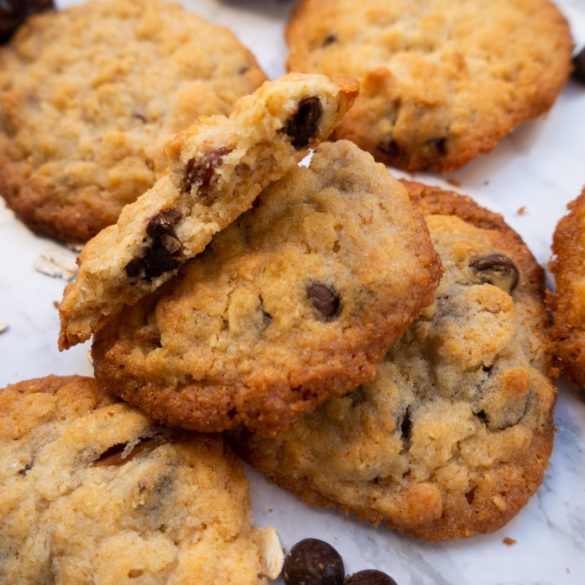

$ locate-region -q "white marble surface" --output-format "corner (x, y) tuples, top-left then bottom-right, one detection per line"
(1, 0), (585, 583)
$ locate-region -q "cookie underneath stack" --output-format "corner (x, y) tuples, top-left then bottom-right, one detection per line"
(234, 183), (556, 541)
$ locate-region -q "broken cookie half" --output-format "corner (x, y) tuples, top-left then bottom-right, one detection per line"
(58, 73), (359, 350)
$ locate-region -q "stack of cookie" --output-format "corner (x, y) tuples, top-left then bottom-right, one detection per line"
(0, 0), (577, 580)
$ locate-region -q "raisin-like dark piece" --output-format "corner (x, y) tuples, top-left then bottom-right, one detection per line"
(283, 97), (323, 148)
(307, 282), (340, 320)
(0, 0), (54, 44)
(572, 47), (585, 85)
(346, 570), (398, 585)
(146, 209), (182, 239)
(93, 436), (162, 467)
(469, 254), (519, 293)
(141, 241), (180, 279)
(283, 539), (344, 585)
(182, 147), (232, 201)
(400, 407), (412, 449)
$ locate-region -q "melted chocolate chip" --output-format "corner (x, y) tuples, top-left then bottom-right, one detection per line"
(378, 136), (400, 157)
(400, 407), (412, 450)
(182, 147), (232, 202)
(0, 0), (54, 44)
(283, 97), (323, 149)
(346, 570), (398, 585)
(146, 209), (182, 239)
(427, 137), (447, 155)
(469, 254), (519, 294)
(572, 48), (585, 85)
(283, 539), (344, 585)
(306, 282), (340, 320)
(322, 34), (338, 47)
(93, 436), (162, 467)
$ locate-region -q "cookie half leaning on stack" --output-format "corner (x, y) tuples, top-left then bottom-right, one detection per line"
(0, 375), (282, 584)
(286, 0), (572, 172)
(234, 182), (556, 540)
(58, 73), (359, 349)
(0, 0), (267, 242)
(92, 140), (442, 436)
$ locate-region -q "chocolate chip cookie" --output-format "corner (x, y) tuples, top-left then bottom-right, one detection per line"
(92, 140), (442, 436)
(548, 187), (585, 390)
(0, 0), (266, 242)
(0, 375), (282, 584)
(286, 0), (572, 172)
(58, 73), (358, 350)
(234, 182), (556, 540)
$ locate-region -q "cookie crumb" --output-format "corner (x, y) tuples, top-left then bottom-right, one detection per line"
(34, 248), (78, 281)
(517, 206), (526, 215)
(446, 178), (461, 187)
(484, 179), (490, 186)
(503, 537), (516, 546)
(86, 350), (93, 365)
(0, 321), (7, 334)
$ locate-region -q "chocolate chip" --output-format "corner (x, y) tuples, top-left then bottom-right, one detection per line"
(400, 407), (412, 450)
(572, 48), (585, 85)
(0, 0), (54, 44)
(182, 147), (232, 202)
(378, 136), (400, 157)
(322, 34), (338, 47)
(469, 254), (519, 293)
(283, 97), (323, 149)
(346, 570), (398, 585)
(132, 112), (147, 123)
(124, 240), (180, 281)
(146, 209), (182, 240)
(427, 137), (447, 155)
(93, 436), (162, 467)
(306, 282), (340, 320)
(283, 539), (344, 585)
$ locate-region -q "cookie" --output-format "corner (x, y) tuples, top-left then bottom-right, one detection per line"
(548, 187), (585, 389)
(58, 74), (359, 350)
(286, 0), (572, 172)
(0, 0), (267, 242)
(234, 182), (556, 541)
(91, 140), (442, 436)
(0, 375), (283, 584)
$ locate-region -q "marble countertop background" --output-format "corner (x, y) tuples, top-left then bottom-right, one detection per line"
(1, 0), (585, 583)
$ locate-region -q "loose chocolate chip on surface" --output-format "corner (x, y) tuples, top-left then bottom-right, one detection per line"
(0, 0), (54, 44)
(469, 254), (519, 293)
(182, 147), (232, 200)
(572, 48), (585, 84)
(146, 209), (182, 239)
(283, 538), (344, 585)
(283, 97), (323, 148)
(306, 282), (340, 320)
(346, 569), (398, 585)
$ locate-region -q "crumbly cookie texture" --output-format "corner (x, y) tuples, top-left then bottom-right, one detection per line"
(0, 0), (266, 242)
(92, 140), (442, 436)
(548, 187), (585, 389)
(286, 0), (572, 172)
(58, 73), (359, 350)
(234, 182), (556, 541)
(0, 375), (282, 584)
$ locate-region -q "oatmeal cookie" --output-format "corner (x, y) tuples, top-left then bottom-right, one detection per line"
(58, 73), (358, 349)
(548, 187), (585, 389)
(92, 141), (442, 436)
(286, 0), (572, 172)
(0, 375), (282, 584)
(234, 182), (556, 540)
(0, 0), (266, 242)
